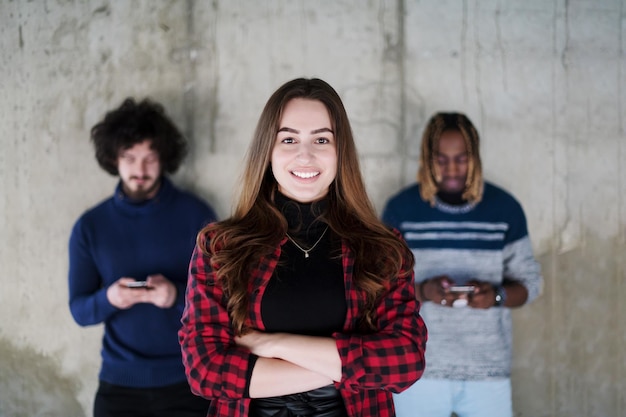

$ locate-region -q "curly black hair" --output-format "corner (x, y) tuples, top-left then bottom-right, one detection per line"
(91, 97), (187, 175)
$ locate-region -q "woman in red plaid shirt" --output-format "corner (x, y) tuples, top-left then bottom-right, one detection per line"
(179, 78), (427, 417)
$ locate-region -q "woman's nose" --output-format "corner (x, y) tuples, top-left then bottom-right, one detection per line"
(296, 144), (313, 162)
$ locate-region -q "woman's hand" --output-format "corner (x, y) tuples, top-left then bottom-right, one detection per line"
(236, 330), (342, 382)
(235, 330), (279, 358)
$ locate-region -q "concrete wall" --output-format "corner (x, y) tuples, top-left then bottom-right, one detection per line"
(0, 0), (623, 416)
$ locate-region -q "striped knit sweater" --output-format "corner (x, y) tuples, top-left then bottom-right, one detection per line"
(382, 181), (542, 380)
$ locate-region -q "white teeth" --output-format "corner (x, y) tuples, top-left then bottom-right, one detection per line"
(292, 171), (319, 179)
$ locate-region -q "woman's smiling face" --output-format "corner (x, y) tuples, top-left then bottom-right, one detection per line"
(271, 98), (337, 203)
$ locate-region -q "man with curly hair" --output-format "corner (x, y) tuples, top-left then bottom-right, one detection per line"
(68, 98), (216, 417)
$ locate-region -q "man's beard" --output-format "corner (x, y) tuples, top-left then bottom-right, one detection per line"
(122, 177), (161, 201)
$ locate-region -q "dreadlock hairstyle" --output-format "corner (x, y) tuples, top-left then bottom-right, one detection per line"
(417, 112), (483, 206)
(91, 97), (187, 176)
(197, 78), (415, 335)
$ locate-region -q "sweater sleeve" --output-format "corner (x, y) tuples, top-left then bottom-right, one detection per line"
(179, 242), (256, 400)
(333, 238), (427, 394)
(501, 198), (543, 303)
(503, 235), (543, 303)
(68, 218), (118, 326)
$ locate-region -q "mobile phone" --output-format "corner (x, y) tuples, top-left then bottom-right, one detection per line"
(449, 285), (475, 293)
(125, 280), (149, 288)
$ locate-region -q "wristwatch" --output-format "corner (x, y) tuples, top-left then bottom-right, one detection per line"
(493, 284), (506, 307)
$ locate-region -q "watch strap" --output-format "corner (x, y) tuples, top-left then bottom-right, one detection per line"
(493, 284), (506, 307)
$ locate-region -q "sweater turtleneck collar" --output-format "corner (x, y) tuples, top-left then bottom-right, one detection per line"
(434, 189), (478, 214)
(436, 190), (465, 205)
(275, 192), (328, 240)
(113, 176), (174, 216)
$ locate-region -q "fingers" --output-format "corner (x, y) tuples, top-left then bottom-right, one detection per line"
(439, 293), (467, 308)
(429, 278), (500, 309)
(433, 275), (454, 289)
(107, 278), (151, 309)
(146, 274), (166, 287)
(117, 277), (139, 287)
(467, 282), (495, 309)
(421, 276), (452, 304)
(427, 276), (454, 307)
(143, 275), (176, 308)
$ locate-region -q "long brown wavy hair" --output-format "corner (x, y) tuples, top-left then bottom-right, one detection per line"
(197, 78), (414, 334)
(417, 112), (484, 205)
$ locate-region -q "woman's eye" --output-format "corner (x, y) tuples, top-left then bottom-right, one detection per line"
(281, 137), (295, 144)
(316, 137), (330, 144)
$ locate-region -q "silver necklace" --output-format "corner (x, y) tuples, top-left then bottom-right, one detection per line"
(285, 226), (329, 258)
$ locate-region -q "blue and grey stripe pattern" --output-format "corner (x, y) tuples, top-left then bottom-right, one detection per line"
(382, 181), (543, 381)
(401, 220), (509, 250)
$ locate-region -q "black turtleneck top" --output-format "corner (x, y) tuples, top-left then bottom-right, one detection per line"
(261, 193), (347, 337)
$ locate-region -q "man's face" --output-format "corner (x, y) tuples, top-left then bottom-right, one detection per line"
(117, 139), (162, 201)
(434, 130), (469, 194)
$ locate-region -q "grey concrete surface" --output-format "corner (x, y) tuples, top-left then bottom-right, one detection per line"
(1, 1), (624, 416)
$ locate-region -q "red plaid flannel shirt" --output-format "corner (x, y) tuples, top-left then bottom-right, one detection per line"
(179, 233), (427, 417)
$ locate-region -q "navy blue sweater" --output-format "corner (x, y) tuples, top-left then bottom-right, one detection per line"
(68, 177), (216, 387)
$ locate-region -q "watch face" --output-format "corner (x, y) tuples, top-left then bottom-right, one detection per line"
(494, 290), (503, 306)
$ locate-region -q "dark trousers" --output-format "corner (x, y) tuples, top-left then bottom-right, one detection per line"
(94, 380), (209, 417)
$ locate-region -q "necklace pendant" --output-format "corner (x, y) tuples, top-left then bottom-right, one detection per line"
(285, 226), (328, 260)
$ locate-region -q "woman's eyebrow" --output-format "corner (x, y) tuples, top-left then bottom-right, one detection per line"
(277, 127), (334, 134)
(311, 127), (334, 134)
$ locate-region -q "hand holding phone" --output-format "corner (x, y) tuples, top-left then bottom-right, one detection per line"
(447, 285), (475, 308)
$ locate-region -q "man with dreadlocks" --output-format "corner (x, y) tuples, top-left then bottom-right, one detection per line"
(382, 112), (543, 417)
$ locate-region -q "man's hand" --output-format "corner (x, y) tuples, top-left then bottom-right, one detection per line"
(467, 280), (496, 309)
(145, 274), (177, 308)
(419, 275), (454, 305)
(106, 277), (152, 309)
(467, 279), (529, 309)
(106, 275), (177, 310)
